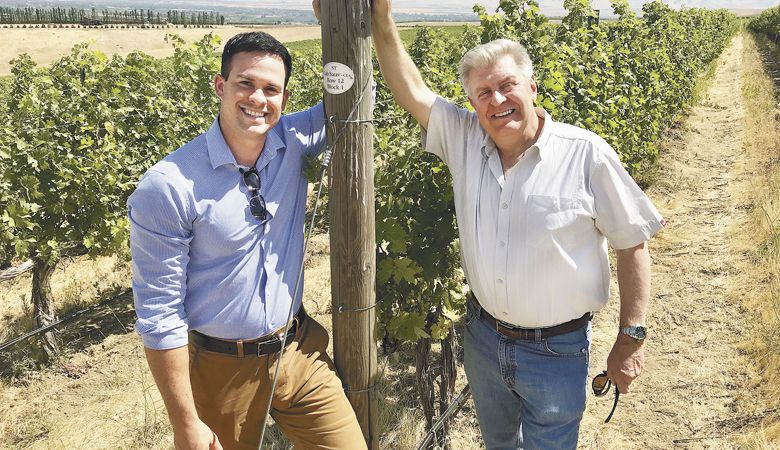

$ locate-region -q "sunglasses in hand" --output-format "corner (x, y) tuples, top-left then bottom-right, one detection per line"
(592, 371), (620, 423)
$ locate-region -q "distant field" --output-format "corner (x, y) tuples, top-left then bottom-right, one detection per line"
(0, 23), (474, 75)
(0, 25), (321, 75)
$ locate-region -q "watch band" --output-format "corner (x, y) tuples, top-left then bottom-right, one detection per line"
(620, 325), (647, 341)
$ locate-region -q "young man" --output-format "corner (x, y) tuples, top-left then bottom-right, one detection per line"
(368, 0), (664, 448)
(128, 32), (365, 450)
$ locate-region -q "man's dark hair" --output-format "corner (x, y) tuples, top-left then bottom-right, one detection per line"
(221, 32), (293, 87)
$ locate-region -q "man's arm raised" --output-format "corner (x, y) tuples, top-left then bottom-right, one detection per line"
(313, 0), (436, 128)
(370, 0), (437, 129)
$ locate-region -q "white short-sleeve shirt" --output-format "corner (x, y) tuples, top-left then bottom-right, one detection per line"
(423, 97), (664, 328)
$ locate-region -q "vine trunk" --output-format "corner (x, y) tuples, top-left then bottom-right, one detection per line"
(415, 327), (458, 450)
(31, 257), (58, 360)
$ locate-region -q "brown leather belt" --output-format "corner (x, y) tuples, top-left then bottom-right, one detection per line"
(472, 295), (591, 340)
(189, 310), (304, 357)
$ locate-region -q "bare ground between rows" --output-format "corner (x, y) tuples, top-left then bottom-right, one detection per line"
(579, 33), (770, 449)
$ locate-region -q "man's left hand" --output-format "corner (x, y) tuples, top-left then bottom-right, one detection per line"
(606, 334), (644, 394)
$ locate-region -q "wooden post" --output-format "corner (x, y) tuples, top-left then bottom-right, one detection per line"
(321, 1), (378, 448)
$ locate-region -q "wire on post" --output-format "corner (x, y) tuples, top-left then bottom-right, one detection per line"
(343, 384), (378, 394)
(336, 302), (379, 313)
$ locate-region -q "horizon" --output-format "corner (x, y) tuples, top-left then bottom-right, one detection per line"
(214, 0), (774, 15)
(0, 1), (773, 17)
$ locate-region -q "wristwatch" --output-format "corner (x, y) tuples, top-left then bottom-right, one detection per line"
(620, 325), (647, 342)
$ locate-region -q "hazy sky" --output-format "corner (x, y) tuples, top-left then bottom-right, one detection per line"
(250, 0), (777, 14)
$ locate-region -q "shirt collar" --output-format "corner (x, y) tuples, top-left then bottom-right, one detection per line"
(481, 107), (552, 160)
(205, 116), (287, 170)
(254, 125), (285, 172)
(530, 107), (552, 160)
(206, 117), (237, 169)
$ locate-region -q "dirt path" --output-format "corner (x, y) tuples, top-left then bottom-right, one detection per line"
(579, 33), (766, 448)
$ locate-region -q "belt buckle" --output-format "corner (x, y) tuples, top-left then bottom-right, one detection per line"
(257, 336), (277, 357)
(279, 315), (299, 340)
(291, 315), (300, 335)
(256, 316), (299, 356)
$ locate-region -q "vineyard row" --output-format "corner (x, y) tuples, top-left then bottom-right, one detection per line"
(0, 0), (738, 357)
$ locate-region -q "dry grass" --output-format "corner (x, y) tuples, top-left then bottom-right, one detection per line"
(733, 31), (780, 446)
(0, 232), (481, 449)
(0, 255), (131, 338)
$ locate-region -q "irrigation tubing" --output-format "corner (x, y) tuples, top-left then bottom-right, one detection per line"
(414, 383), (472, 450)
(0, 292), (127, 353)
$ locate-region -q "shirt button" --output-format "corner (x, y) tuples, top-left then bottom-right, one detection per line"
(502, 203), (509, 210)
(502, 312), (509, 317)
(499, 241), (506, 248)
(497, 278), (503, 284)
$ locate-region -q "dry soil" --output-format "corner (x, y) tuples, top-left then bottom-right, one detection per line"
(579, 33), (769, 449)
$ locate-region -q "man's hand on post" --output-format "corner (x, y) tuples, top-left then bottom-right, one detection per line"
(606, 334), (644, 394)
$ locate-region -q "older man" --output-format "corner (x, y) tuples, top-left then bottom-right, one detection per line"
(369, 0), (664, 448)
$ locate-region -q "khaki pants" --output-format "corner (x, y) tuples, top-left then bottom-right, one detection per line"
(189, 315), (367, 450)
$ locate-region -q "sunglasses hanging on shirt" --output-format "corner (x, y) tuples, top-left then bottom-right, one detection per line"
(239, 167), (270, 225)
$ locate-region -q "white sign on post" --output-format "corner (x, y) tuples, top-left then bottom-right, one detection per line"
(323, 62), (355, 94)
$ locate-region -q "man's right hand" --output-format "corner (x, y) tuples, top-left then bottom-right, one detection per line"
(174, 419), (222, 450)
(144, 346), (219, 450)
(371, 0), (392, 21)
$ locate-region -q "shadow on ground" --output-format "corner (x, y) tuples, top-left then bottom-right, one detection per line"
(0, 289), (135, 380)
(754, 32), (780, 96)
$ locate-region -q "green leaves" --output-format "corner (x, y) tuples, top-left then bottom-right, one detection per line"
(371, 2), (736, 346)
(749, 4), (780, 41)
(378, 257), (421, 285)
(0, 8), (737, 349)
(0, 36), (221, 265)
(387, 312), (430, 341)
(370, 26), (468, 345)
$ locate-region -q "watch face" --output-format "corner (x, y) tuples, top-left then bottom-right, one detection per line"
(624, 326), (646, 341)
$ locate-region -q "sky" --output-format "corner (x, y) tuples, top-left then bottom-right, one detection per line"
(238, 0), (778, 15)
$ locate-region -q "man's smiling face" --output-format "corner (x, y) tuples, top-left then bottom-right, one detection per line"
(214, 51), (289, 148)
(467, 53), (538, 143)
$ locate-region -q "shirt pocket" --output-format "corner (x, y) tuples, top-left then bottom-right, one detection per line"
(526, 194), (588, 249)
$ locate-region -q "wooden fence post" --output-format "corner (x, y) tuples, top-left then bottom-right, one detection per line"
(321, 0), (378, 448)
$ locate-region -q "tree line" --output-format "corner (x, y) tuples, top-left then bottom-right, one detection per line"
(0, 7), (225, 26)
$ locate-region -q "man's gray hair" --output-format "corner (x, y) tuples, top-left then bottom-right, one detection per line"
(458, 39), (534, 97)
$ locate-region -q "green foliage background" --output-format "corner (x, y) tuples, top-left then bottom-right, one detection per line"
(0, 0), (737, 345)
(749, 3), (780, 40)
(373, 0), (736, 345)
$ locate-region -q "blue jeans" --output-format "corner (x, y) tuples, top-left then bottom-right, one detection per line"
(463, 299), (591, 450)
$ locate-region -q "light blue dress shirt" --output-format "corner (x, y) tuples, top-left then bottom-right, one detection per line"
(129, 104), (326, 350)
